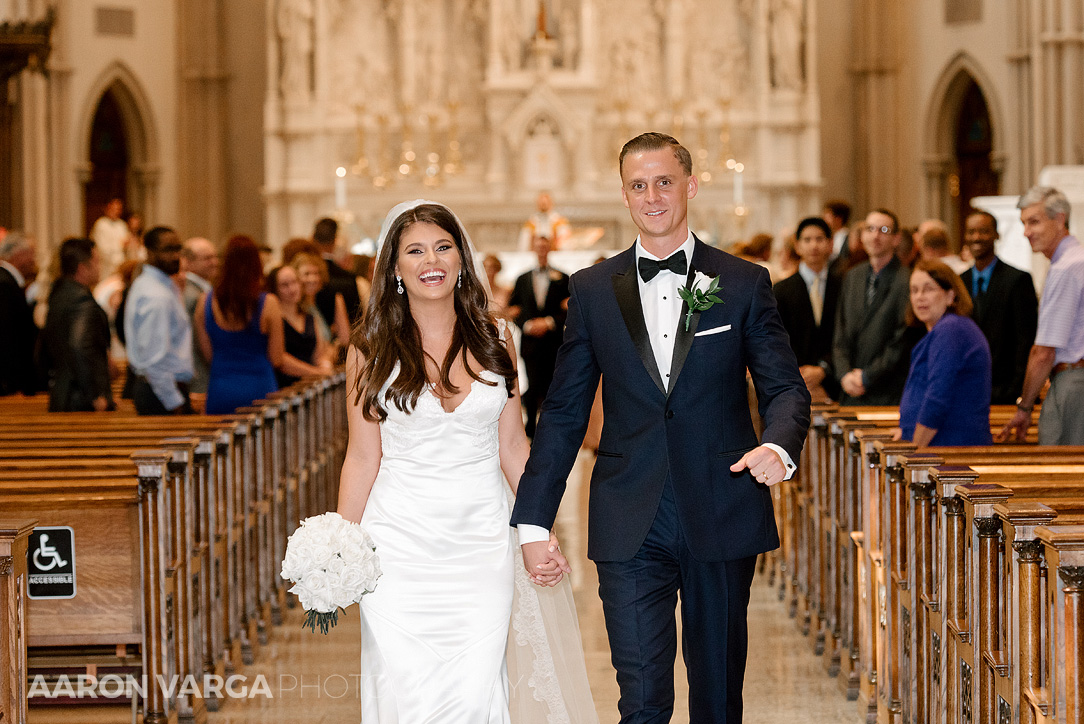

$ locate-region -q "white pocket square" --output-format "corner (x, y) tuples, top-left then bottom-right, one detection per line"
(694, 324), (732, 337)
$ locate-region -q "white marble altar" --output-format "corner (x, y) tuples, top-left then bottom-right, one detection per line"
(264, 0), (823, 253)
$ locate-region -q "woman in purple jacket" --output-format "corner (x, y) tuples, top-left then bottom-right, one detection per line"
(898, 259), (993, 446)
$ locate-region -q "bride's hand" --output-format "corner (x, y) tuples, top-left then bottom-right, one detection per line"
(530, 532), (572, 587)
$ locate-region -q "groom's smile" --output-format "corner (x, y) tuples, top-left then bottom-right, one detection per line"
(620, 148), (699, 255)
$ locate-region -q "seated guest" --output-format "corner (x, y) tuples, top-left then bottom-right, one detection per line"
(125, 227), (194, 415)
(898, 260), (992, 446)
(773, 217), (841, 402)
(267, 264), (332, 388)
(194, 235), (283, 415)
(40, 238), (114, 411)
(959, 210), (1038, 404)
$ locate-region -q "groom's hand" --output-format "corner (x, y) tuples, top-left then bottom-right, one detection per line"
(731, 445), (786, 486)
(522, 539), (571, 587)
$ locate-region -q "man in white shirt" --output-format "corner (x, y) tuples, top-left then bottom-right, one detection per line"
(999, 186), (1084, 445)
(512, 132), (810, 723)
(90, 198), (132, 278)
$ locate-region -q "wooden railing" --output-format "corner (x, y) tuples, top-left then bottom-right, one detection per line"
(0, 372), (346, 723)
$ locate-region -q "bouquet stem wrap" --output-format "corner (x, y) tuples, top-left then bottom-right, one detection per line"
(280, 512), (381, 634)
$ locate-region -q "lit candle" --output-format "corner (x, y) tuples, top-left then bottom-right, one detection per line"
(335, 167), (347, 210)
(733, 162), (744, 207)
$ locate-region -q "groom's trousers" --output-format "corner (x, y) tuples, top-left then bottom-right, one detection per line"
(595, 475), (758, 724)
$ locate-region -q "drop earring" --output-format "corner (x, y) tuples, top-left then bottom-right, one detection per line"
(457, 270), (462, 288)
(396, 275), (404, 294)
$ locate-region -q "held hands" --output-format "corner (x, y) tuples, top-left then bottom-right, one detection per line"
(521, 531), (572, 587)
(730, 445), (786, 486)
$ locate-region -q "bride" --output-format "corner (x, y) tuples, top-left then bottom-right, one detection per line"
(337, 200), (597, 723)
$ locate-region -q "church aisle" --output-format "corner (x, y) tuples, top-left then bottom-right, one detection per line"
(189, 450), (864, 724)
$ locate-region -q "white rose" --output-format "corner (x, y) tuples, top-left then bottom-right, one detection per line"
(691, 270), (712, 292)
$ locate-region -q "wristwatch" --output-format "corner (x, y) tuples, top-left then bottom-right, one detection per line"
(1015, 396), (1034, 413)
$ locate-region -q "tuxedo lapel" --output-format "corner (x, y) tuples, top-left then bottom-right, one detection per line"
(611, 259), (667, 395)
(667, 242), (710, 396)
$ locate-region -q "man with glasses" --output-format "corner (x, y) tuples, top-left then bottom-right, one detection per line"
(832, 209), (919, 405)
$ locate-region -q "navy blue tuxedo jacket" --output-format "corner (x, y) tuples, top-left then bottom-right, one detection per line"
(510, 239), (811, 562)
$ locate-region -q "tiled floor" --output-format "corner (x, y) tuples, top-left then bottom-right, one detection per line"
(29, 451), (864, 723)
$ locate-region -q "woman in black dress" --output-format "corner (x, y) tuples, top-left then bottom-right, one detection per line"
(267, 264), (333, 387)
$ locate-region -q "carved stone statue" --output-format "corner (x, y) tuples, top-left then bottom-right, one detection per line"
(770, 0), (804, 90)
(277, 0), (315, 101)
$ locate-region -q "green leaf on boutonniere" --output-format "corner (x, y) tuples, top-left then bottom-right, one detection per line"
(679, 273), (724, 331)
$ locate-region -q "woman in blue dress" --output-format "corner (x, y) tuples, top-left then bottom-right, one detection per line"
(898, 259), (993, 446)
(195, 235), (283, 414)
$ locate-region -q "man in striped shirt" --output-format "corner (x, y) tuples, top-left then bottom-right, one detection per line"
(999, 186), (1084, 444)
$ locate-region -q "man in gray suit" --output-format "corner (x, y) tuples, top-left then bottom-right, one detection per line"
(181, 237), (219, 394)
(832, 208), (920, 405)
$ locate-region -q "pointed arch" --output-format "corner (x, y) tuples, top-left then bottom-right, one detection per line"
(924, 52), (1006, 165)
(77, 61), (161, 226)
(922, 53), (1007, 234)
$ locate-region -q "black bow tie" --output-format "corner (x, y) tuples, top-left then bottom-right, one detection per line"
(637, 251), (688, 282)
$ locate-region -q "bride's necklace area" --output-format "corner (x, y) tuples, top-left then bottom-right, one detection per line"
(421, 340), (478, 414)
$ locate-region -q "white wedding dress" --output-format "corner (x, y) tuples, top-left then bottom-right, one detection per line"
(358, 356), (598, 723)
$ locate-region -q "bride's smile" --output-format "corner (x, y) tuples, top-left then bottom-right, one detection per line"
(395, 221), (462, 299)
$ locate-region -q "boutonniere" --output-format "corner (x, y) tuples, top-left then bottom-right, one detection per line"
(677, 271), (723, 331)
(548, 269), (562, 282)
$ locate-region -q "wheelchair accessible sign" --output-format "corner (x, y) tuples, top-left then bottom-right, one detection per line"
(27, 527), (77, 599)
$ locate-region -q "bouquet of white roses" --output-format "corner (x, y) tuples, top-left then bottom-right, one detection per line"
(280, 512), (381, 634)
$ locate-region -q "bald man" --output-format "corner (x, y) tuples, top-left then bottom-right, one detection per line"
(182, 237), (219, 393)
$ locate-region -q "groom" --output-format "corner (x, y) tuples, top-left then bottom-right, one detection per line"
(511, 132), (811, 723)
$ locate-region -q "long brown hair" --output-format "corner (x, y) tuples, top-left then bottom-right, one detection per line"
(215, 235), (264, 326)
(352, 204), (515, 421)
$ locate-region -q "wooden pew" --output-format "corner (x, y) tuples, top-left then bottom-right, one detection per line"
(1, 519), (35, 724)
(0, 373), (346, 720)
(932, 466), (1084, 724)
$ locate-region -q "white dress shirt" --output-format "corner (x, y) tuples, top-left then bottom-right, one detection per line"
(798, 262), (829, 325)
(518, 231), (795, 546)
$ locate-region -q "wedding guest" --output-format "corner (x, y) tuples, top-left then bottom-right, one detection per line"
(918, 219), (969, 274)
(833, 209), (920, 405)
(182, 237), (220, 394)
(125, 211), (146, 262)
(829, 219), (868, 277)
(282, 237), (320, 264)
(774, 217), (841, 402)
(507, 234), (569, 437)
(313, 217), (363, 325)
(125, 226), (195, 414)
(483, 253), (512, 315)
(898, 260), (991, 446)
(292, 251), (350, 344)
(0, 231), (41, 396)
(195, 235), (283, 414)
(999, 186), (1084, 445)
(40, 238), (114, 412)
(823, 199), (851, 264)
(959, 211), (1037, 404)
(267, 264), (332, 388)
(90, 198), (132, 277)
